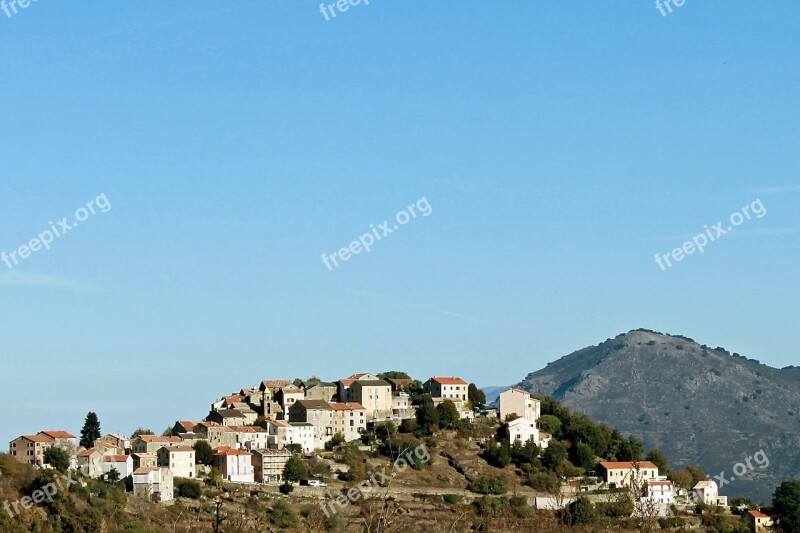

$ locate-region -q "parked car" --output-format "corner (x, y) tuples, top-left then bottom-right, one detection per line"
(308, 480), (327, 487)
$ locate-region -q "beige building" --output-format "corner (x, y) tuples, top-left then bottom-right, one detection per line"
(329, 402), (367, 441)
(133, 467), (174, 503)
(131, 452), (158, 470)
(746, 510), (775, 532)
(258, 380), (293, 419)
(8, 430), (77, 467)
(77, 448), (105, 478)
(504, 417), (550, 449)
(423, 377), (468, 401)
(230, 426), (270, 450)
(337, 373), (378, 402)
(251, 448), (293, 483)
(207, 409), (248, 427)
(304, 382), (338, 402)
(264, 420), (315, 453)
(288, 400), (335, 450)
(349, 380), (393, 421)
(95, 433), (130, 454)
(392, 393), (414, 419)
(498, 387), (541, 422)
(598, 461), (660, 489)
(157, 446), (196, 479)
(131, 435), (183, 454)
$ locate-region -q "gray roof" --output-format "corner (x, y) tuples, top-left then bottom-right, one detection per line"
(354, 380), (391, 387)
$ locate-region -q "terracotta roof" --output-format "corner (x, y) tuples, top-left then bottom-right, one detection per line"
(430, 377), (467, 385)
(104, 433), (129, 441)
(104, 455), (129, 462)
(97, 443), (117, 450)
(197, 421), (221, 428)
(78, 449), (97, 457)
(339, 378), (357, 386)
(214, 448), (252, 456)
(647, 481), (673, 486)
(131, 452), (156, 458)
(599, 461), (658, 470)
(693, 480), (715, 489)
(40, 430), (76, 439)
(348, 373), (373, 379)
(329, 402), (366, 411)
(175, 421), (201, 431)
(268, 420), (290, 427)
(23, 434), (55, 443)
(748, 510), (770, 518)
(133, 467), (160, 475)
(137, 435), (181, 443)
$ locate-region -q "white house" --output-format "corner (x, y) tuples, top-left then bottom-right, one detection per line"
(103, 455), (134, 479)
(133, 467), (174, 503)
(692, 480), (728, 507)
(505, 417), (550, 449)
(644, 480), (675, 504)
(157, 446), (196, 479)
(213, 447), (254, 483)
(264, 420), (315, 453)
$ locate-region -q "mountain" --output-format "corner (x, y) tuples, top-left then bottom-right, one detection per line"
(481, 385), (510, 404)
(516, 329), (800, 502)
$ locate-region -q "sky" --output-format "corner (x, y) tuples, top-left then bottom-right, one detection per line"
(0, 1), (798, 444)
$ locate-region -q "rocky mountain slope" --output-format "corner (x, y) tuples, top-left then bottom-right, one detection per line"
(517, 329), (800, 501)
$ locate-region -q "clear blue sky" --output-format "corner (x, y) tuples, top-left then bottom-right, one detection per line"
(1, 1), (798, 443)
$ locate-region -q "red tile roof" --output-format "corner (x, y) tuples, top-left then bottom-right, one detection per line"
(104, 455), (129, 462)
(748, 510), (770, 518)
(599, 461), (658, 470)
(137, 435), (181, 443)
(214, 448), (252, 456)
(78, 449), (97, 457)
(40, 430), (76, 439)
(431, 377), (467, 385)
(23, 434), (55, 443)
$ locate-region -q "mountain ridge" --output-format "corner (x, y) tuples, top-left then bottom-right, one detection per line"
(515, 328), (800, 501)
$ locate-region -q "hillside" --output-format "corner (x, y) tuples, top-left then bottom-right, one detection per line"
(517, 329), (800, 502)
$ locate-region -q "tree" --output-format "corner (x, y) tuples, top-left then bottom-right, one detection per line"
(567, 496), (595, 526)
(194, 440), (214, 465)
(105, 467), (121, 482)
(416, 396), (438, 434)
(161, 426), (173, 437)
(542, 441), (568, 471)
(436, 400), (460, 429)
(468, 383), (486, 406)
(645, 448), (670, 474)
(80, 411), (101, 449)
(575, 442), (596, 470)
(175, 479), (201, 499)
(484, 441), (511, 468)
(773, 480), (800, 532)
(325, 432), (346, 451)
(376, 371), (411, 380)
(131, 428), (154, 438)
(537, 415), (563, 439)
(283, 454), (308, 483)
(43, 447), (70, 473)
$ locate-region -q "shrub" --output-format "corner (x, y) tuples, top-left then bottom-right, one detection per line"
(175, 479), (201, 499)
(443, 494), (464, 505)
(468, 476), (508, 495)
(279, 482), (294, 495)
(270, 499), (298, 528)
(475, 496), (505, 517)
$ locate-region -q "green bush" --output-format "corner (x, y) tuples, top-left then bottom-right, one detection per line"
(443, 494), (464, 505)
(475, 496), (505, 517)
(279, 482), (294, 495)
(270, 500), (298, 528)
(175, 479), (201, 499)
(468, 476), (508, 495)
